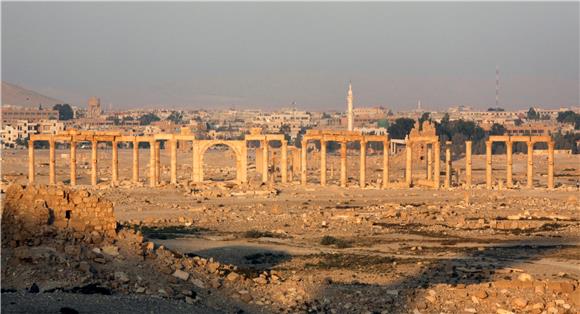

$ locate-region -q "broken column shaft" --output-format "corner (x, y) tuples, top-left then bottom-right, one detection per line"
(340, 141), (347, 187)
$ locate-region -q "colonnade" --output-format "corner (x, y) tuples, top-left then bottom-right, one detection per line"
(300, 131), (389, 189)
(28, 131), (291, 187)
(247, 133), (287, 184)
(484, 135), (555, 190)
(28, 131), (557, 190)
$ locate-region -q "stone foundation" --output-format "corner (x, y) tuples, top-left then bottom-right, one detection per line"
(2, 184), (117, 247)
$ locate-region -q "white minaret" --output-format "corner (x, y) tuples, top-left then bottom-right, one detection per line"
(347, 81), (353, 131)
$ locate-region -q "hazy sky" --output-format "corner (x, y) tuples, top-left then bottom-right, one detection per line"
(2, 2), (579, 111)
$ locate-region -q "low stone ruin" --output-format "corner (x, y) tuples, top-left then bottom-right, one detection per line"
(2, 184), (117, 247)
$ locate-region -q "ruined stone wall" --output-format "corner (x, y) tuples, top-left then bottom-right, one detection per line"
(2, 184), (116, 247)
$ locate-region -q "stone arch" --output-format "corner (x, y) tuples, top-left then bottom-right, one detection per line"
(193, 140), (247, 183)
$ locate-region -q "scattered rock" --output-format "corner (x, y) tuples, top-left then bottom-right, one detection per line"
(172, 269), (190, 281)
(226, 272), (240, 282)
(517, 273), (533, 282)
(102, 245), (120, 257)
(114, 271), (130, 283)
(511, 297), (528, 309)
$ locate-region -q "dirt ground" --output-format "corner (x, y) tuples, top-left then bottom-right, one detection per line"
(2, 147), (579, 314)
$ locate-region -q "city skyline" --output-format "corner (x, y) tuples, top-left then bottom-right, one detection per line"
(2, 2), (578, 111)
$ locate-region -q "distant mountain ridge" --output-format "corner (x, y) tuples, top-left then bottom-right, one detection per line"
(1, 81), (64, 108)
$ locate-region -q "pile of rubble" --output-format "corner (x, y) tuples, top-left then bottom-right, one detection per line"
(0, 184), (316, 312)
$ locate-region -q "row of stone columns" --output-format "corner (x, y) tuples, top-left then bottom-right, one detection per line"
(29, 139), (245, 187)
(254, 142), (289, 183)
(483, 140), (554, 189)
(301, 140), (379, 188)
(27, 138), (557, 190)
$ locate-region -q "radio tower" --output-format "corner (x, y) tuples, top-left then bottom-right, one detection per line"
(495, 66), (500, 108)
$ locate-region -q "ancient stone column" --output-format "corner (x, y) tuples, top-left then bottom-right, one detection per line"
(547, 141), (554, 189)
(49, 138), (56, 185)
(262, 140), (269, 183)
(170, 139), (177, 184)
(192, 143), (201, 182)
(155, 141), (161, 184)
(526, 141), (533, 188)
(235, 147), (243, 184)
(239, 144), (248, 183)
(405, 140), (412, 187)
(293, 148), (301, 183)
(28, 140), (35, 184)
(149, 140), (156, 187)
(526, 141), (534, 188)
(330, 161), (334, 179)
(91, 140), (98, 186)
(320, 140), (327, 186)
(445, 141), (452, 189)
(132, 139), (139, 183)
(465, 141), (472, 189)
(281, 141), (288, 183)
(382, 140), (389, 189)
(112, 140), (118, 185)
(301, 141), (307, 186)
(340, 141), (347, 187)
(271, 152), (279, 183)
(359, 141), (366, 188)
(434, 141), (441, 189)
(485, 141), (492, 189)
(506, 140), (513, 188)
(255, 147), (263, 175)
(427, 146), (433, 181)
(70, 141), (77, 186)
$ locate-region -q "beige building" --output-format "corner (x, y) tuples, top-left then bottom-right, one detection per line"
(1, 106), (58, 122)
(1, 120), (35, 147)
(87, 96), (102, 119)
(1, 119), (63, 147)
(36, 119), (65, 135)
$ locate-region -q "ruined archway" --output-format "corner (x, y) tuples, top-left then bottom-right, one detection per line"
(193, 140), (247, 184)
(201, 143), (237, 182)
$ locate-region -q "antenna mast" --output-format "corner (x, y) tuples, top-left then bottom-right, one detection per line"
(495, 66), (500, 108)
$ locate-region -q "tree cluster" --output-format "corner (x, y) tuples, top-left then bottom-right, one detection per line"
(557, 111), (580, 130)
(139, 113), (160, 125)
(167, 111), (184, 124)
(387, 118), (415, 139)
(52, 104), (74, 120)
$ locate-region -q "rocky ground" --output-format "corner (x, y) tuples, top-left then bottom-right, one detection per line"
(1, 148), (579, 313)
